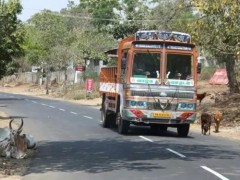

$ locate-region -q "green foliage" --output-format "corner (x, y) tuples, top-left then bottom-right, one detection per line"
(0, 0), (23, 78)
(63, 83), (100, 100)
(70, 29), (117, 64)
(82, 71), (99, 81)
(79, 0), (120, 31)
(199, 67), (216, 80)
(72, 93), (86, 100)
(189, 0), (240, 56)
(188, 0), (240, 93)
(24, 10), (69, 66)
(149, 0), (196, 32)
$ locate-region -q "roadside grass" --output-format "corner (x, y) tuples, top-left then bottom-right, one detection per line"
(63, 83), (100, 100)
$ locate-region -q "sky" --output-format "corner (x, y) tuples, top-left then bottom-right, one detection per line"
(18, 0), (79, 21)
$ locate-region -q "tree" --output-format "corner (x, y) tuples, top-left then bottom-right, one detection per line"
(188, 0), (240, 93)
(0, 0), (23, 79)
(24, 10), (69, 66)
(77, 0), (154, 39)
(110, 0), (151, 39)
(78, 0), (120, 31)
(70, 29), (117, 65)
(60, 3), (117, 66)
(148, 0), (195, 31)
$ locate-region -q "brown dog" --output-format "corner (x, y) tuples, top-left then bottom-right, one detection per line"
(201, 112), (212, 135)
(213, 111), (223, 133)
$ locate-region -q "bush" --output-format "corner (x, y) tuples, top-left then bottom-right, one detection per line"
(199, 67), (216, 80)
(82, 71), (99, 81)
(73, 93), (86, 100)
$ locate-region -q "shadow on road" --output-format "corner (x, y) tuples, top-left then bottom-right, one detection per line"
(24, 137), (240, 175)
(107, 125), (194, 139)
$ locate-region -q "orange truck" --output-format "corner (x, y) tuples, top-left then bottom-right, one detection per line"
(99, 30), (199, 136)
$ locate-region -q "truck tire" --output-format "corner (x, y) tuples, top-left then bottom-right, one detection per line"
(159, 125), (168, 132)
(117, 113), (129, 134)
(177, 124), (190, 137)
(101, 99), (111, 128)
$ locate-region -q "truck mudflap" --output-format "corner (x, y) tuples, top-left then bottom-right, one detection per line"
(122, 109), (196, 124)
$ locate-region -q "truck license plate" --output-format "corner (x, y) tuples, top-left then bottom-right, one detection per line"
(153, 112), (172, 118)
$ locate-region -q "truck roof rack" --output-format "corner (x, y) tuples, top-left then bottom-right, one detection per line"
(135, 30), (191, 43)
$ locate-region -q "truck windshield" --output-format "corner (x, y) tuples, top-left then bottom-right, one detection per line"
(166, 54), (194, 86)
(132, 52), (160, 79)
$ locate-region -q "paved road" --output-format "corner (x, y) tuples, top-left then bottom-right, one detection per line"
(0, 92), (239, 180)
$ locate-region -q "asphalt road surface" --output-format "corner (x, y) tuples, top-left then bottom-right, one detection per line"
(0, 92), (240, 180)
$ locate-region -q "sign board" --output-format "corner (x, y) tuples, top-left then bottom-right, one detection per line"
(85, 79), (94, 92)
(75, 65), (85, 72)
(135, 30), (191, 42)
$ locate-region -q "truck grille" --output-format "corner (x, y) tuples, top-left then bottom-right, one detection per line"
(131, 90), (194, 99)
(147, 102), (177, 111)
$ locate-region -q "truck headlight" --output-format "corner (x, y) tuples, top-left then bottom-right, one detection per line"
(128, 101), (147, 109)
(177, 103), (195, 111)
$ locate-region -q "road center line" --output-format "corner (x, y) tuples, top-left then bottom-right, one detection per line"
(83, 116), (93, 119)
(139, 136), (154, 142)
(201, 166), (229, 180)
(41, 103), (47, 106)
(59, 108), (65, 111)
(49, 106), (55, 108)
(166, 148), (186, 158)
(31, 101), (37, 103)
(70, 112), (78, 115)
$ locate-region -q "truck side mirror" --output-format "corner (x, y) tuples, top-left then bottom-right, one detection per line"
(121, 58), (126, 69)
(197, 62), (202, 74)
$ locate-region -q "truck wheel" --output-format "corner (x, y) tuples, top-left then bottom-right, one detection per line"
(177, 124), (190, 137)
(117, 113), (129, 134)
(101, 102), (111, 128)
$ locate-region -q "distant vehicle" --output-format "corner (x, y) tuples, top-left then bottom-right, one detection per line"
(99, 30), (199, 137)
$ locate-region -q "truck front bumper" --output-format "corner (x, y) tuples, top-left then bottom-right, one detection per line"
(122, 109), (196, 125)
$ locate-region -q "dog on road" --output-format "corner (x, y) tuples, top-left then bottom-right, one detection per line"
(213, 111), (223, 133)
(201, 112), (212, 135)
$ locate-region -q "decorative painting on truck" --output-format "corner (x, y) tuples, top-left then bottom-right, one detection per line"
(135, 30), (191, 43)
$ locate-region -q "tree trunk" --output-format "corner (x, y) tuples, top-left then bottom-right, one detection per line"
(225, 56), (239, 94)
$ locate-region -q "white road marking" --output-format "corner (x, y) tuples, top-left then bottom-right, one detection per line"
(41, 103), (47, 106)
(166, 148), (186, 158)
(59, 108), (65, 111)
(201, 166), (229, 180)
(70, 112), (78, 115)
(83, 116), (93, 119)
(31, 101), (37, 103)
(49, 106), (55, 108)
(139, 136), (154, 142)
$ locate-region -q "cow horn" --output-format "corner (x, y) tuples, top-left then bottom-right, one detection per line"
(17, 118), (24, 133)
(9, 119), (14, 129)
